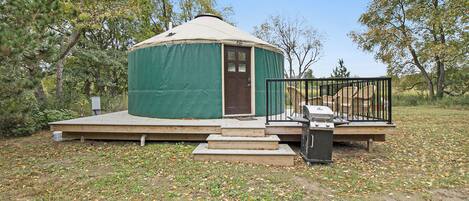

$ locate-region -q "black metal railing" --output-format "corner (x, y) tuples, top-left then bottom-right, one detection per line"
(265, 77), (392, 124)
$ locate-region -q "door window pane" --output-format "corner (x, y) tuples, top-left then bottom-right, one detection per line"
(227, 51), (235, 61)
(238, 52), (246, 61)
(238, 63), (246, 72)
(227, 63), (236, 72)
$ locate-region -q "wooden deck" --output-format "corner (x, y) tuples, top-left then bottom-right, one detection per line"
(50, 111), (396, 143)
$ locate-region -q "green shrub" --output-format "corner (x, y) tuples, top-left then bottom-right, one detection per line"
(393, 94), (428, 106)
(60, 93), (128, 115)
(101, 94), (128, 112)
(0, 89), (37, 137)
(33, 109), (79, 130)
(0, 112), (37, 137)
(393, 93), (469, 109)
(436, 95), (469, 109)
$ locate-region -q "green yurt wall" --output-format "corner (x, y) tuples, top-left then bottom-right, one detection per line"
(128, 43), (222, 118)
(254, 48), (284, 116)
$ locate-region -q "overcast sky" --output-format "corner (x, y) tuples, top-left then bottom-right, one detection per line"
(218, 0), (387, 77)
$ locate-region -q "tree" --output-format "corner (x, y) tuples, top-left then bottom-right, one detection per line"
(254, 15), (323, 78)
(331, 59), (350, 78)
(1, 0), (61, 107)
(0, 0), (61, 136)
(178, 0), (233, 23)
(52, 0), (152, 100)
(444, 66), (469, 96)
(134, 0), (233, 41)
(148, 0), (174, 34)
(350, 0), (467, 99)
(0, 0), (234, 136)
(303, 69), (314, 79)
(50, 0), (231, 102)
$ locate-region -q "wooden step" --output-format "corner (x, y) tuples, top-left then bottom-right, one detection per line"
(192, 143), (296, 166)
(220, 121), (266, 137)
(207, 134), (280, 150)
(221, 127), (265, 137)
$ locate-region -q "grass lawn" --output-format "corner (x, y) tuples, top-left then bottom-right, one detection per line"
(1, 106), (468, 200)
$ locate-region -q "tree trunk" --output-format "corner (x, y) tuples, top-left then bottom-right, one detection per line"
(55, 30), (81, 100)
(95, 66), (104, 95)
(435, 56), (445, 98)
(84, 79), (91, 97)
(432, 0), (446, 98)
(25, 64), (47, 106)
(162, 0), (170, 30)
(55, 58), (65, 99)
(425, 78), (435, 99)
(408, 45), (435, 98)
(435, 27), (446, 98)
(34, 83), (47, 107)
(286, 56), (293, 78)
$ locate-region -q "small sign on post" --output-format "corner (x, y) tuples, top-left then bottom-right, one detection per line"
(91, 96), (101, 115)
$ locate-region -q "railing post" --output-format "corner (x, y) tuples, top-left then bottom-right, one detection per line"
(305, 81), (309, 106)
(387, 78), (392, 124)
(265, 79), (269, 125)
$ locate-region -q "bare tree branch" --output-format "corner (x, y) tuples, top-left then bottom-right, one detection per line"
(254, 15), (323, 78)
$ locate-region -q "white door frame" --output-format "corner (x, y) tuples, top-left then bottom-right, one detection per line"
(221, 44), (255, 117)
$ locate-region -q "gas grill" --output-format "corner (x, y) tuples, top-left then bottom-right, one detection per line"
(298, 105), (336, 164)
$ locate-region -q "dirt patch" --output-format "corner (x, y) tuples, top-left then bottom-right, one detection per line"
(430, 188), (469, 200)
(141, 174), (176, 199)
(377, 188), (469, 201)
(293, 175), (334, 200)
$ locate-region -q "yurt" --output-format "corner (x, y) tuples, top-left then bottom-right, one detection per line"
(128, 14), (284, 119)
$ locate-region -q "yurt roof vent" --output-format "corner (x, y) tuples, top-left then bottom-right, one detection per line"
(166, 22), (175, 37)
(195, 13), (223, 21)
(168, 22), (173, 31)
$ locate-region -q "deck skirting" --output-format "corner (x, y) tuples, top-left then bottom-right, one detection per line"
(50, 111), (395, 142)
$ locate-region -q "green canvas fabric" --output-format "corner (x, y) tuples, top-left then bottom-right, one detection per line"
(128, 43), (222, 118)
(254, 47), (285, 116)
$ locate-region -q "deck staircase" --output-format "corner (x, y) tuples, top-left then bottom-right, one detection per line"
(192, 122), (296, 166)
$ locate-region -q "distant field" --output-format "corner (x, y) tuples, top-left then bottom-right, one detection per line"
(0, 106), (468, 200)
(393, 91), (469, 109)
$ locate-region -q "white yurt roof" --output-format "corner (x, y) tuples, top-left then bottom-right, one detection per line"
(131, 14), (281, 53)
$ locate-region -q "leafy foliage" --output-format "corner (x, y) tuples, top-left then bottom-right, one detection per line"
(177, 0), (233, 23)
(350, 0), (468, 98)
(0, 89), (37, 137)
(0, 0), (230, 137)
(444, 66), (469, 96)
(33, 109), (79, 130)
(393, 91), (469, 108)
(0, 0), (61, 137)
(330, 59), (350, 78)
(302, 69), (314, 79)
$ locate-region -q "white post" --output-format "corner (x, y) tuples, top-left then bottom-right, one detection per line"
(140, 135), (147, 146)
(367, 138), (373, 152)
(52, 131), (63, 142)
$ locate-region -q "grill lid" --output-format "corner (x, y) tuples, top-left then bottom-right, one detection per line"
(303, 105), (334, 122)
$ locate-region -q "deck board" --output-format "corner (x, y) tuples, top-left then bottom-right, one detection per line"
(50, 111), (396, 142)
